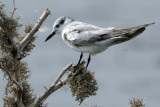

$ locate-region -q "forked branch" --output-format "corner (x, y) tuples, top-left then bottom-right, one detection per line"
(34, 62), (73, 107)
(17, 9), (50, 58)
(51, 62), (73, 87)
(10, 0), (17, 18)
(3, 70), (23, 91)
(34, 61), (86, 107)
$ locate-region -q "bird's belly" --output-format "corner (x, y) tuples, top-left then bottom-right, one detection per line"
(62, 35), (113, 55)
(76, 45), (108, 55)
(65, 42), (109, 55)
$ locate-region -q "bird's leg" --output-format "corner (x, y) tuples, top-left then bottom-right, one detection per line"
(76, 52), (83, 67)
(86, 54), (91, 68)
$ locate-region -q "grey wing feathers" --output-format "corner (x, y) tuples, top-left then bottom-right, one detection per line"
(73, 33), (111, 46)
(72, 22), (155, 46)
(108, 22), (155, 44)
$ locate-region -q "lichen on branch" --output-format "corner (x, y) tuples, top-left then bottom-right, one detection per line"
(0, 3), (36, 107)
(68, 63), (98, 104)
(18, 24), (36, 58)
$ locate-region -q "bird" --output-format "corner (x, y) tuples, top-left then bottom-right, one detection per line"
(45, 16), (154, 68)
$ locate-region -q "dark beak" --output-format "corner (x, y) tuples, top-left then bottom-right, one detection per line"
(45, 30), (56, 42)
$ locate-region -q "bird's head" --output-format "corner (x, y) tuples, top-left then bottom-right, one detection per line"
(45, 16), (74, 42)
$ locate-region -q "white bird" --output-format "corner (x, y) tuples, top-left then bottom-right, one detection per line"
(45, 16), (154, 68)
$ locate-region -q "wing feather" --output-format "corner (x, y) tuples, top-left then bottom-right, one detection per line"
(64, 22), (153, 46)
(64, 21), (114, 46)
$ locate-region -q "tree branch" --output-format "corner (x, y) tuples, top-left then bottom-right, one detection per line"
(51, 62), (73, 87)
(3, 69), (23, 91)
(17, 8), (50, 58)
(14, 9), (50, 107)
(10, 0), (17, 18)
(34, 63), (73, 107)
(34, 61), (86, 107)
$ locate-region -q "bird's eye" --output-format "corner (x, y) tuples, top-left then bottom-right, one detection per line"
(56, 24), (60, 28)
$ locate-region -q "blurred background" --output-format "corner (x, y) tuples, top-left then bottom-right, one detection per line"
(0, 0), (160, 107)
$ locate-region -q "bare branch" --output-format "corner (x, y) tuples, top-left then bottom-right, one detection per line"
(17, 9), (50, 58)
(44, 86), (48, 90)
(52, 77), (71, 95)
(34, 63), (73, 107)
(3, 70), (23, 91)
(51, 62), (73, 87)
(10, 0), (17, 18)
(34, 61), (86, 107)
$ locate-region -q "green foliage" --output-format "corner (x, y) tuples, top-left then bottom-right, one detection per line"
(68, 66), (98, 104)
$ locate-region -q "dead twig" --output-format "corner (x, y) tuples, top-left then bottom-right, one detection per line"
(34, 62), (73, 107)
(51, 62), (73, 87)
(3, 69), (23, 91)
(17, 9), (50, 58)
(10, 0), (17, 18)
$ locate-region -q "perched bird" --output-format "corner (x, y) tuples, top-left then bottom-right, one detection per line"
(45, 16), (154, 68)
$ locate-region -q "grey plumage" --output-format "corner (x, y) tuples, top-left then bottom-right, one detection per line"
(63, 22), (155, 46)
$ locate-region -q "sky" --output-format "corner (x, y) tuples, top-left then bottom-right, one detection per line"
(0, 0), (160, 107)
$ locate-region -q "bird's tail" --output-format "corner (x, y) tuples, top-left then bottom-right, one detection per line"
(109, 22), (155, 45)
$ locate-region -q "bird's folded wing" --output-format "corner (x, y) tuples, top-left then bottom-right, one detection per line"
(66, 29), (112, 46)
(65, 22), (155, 46)
(66, 28), (130, 46)
(67, 23), (154, 46)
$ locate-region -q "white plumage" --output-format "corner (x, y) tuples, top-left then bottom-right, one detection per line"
(45, 16), (154, 67)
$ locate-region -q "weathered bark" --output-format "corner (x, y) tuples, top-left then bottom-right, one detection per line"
(34, 61), (86, 107)
(18, 8), (50, 58)
(14, 9), (50, 107)
(34, 63), (73, 107)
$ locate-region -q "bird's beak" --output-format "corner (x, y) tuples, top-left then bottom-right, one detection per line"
(45, 30), (57, 42)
